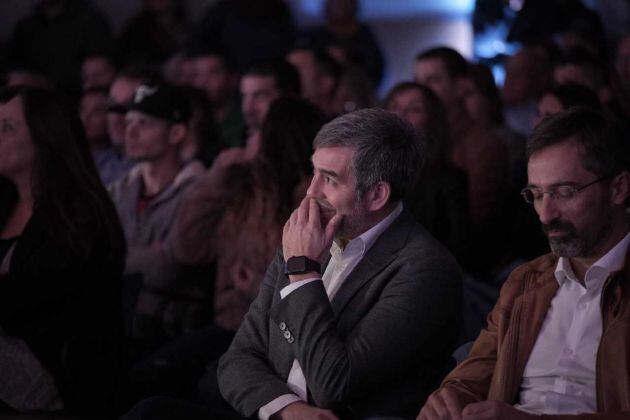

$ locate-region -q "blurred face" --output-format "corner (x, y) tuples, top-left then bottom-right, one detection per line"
(527, 140), (614, 258)
(554, 64), (595, 90)
(460, 77), (489, 125)
(82, 56), (116, 90)
(241, 75), (280, 131)
(414, 58), (456, 108)
(306, 146), (371, 240)
(107, 77), (143, 147)
(0, 96), (35, 180)
(80, 91), (109, 143)
(191, 56), (233, 104)
(287, 50), (320, 103)
(534, 93), (564, 127)
(502, 52), (533, 105)
(124, 111), (173, 162)
(387, 88), (429, 130)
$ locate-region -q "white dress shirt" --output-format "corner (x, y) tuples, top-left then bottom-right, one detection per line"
(515, 232), (630, 415)
(258, 202), (404, 419)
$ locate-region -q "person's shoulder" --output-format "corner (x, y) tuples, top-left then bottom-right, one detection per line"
(390, 211), (461, 272)
(506, 253), (557, 283)
(497, 253), (558, 303)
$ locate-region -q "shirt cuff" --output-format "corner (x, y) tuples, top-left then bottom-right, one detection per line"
(258, 394), (302, 420)
(280, 278), (321, 299)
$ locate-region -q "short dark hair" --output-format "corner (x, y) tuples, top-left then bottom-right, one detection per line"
(185, 45), (238, 73)
(546, 83), (601, 110)
(527, 106), (630, 177)
(243, 59), (301, 97)
(415, 46), (468, 79)
(313, 108), (423, 201)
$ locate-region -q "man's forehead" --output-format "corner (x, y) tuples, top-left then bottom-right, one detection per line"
(312, 146), (355, 172)
(241, 75), (277, 91)
(527, 140), (593, 184)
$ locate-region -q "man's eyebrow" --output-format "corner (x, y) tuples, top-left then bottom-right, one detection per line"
(526, 181), (581, 189)
(317, 168), (339, 179)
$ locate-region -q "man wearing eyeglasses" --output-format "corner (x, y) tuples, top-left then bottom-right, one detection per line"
(418, 106), (630, 420)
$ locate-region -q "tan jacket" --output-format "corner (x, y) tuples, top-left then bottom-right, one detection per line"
(439, 250), (630, 420)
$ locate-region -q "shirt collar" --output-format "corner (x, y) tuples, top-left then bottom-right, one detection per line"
(554, 232), (630, 287)
(331, 201), (403, 259)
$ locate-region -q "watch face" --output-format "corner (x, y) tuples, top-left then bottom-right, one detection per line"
(286, 256), (308, 273)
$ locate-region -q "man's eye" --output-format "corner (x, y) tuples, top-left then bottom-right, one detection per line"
(554, 186), (576, 199)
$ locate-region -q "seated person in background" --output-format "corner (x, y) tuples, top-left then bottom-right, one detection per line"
(174, 96), (326, 334)
(534, 83), (601, 127)
(384, 81), (469, 264)
(79, 86), (122, 185)
(419, 106), (630, 420)
(104, 67), (150, 185)
(0, 86), (125, 415)
(240, 59), (300, 155)
(109, 84), (206, 349)
(219, 108), (462, 419)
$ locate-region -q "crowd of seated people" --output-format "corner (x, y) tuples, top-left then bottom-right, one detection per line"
(0, 0), (629, 418)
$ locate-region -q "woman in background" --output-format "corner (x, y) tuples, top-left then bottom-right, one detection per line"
(0, 86), (125, 415)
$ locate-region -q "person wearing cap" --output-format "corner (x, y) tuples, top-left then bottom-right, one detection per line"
(109, 83), (207, 349)
(102, 69), (148, 186)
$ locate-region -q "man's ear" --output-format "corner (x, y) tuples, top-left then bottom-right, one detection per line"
(610, 170), (630, 206)
(168, 123), (187, 145)
(366, 181), (391, 212)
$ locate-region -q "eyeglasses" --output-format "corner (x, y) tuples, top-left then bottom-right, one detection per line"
(520, 174), (614, 204)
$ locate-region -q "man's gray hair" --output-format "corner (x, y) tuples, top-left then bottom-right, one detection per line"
(313, 108), (423, 201)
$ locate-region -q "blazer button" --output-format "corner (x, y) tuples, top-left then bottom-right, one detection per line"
(287, 336), (295, 344)
(284, 331), (291, 339)
(279, 322), (287, 331)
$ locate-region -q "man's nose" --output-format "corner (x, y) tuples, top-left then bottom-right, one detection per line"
(306, 174), (321, 198)
(535, 194), (560, 225)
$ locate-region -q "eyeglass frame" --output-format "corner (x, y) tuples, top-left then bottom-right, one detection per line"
(520, 173), (616, 204)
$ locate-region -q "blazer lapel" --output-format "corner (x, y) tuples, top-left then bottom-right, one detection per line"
(330, 210), (414, 316)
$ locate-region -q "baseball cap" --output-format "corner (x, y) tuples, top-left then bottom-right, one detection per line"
(127, 84), (190, 123)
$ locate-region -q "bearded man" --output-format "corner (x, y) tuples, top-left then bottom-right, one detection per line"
(218, 108), (462, 419)
(419, 106), (630, 420)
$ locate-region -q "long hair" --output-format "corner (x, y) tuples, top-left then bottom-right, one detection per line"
(257, 97), (326, 216)
(0, 86), (126, 263)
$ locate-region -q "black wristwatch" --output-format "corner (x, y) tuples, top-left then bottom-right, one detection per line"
(284, 256), (321, 276)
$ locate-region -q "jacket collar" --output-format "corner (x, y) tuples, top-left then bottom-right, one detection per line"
(330, 209), (415, 317)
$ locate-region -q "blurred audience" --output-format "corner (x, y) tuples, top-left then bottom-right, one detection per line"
(304, 0), (384, 88)
(6, 0), (112, 94)
(81, 52), (117, 90)
(187, 0), (296, 73)
(118, 0), (187, 69)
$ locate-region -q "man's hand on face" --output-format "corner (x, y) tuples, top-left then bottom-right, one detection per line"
(461, 401), (538, 420)
(417, 387), (464, 420)
(272, 401), (339, 420)
(283, 196), (343, 274)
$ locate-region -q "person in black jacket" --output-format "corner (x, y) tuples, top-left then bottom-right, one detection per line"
(0, 86), (126, 415)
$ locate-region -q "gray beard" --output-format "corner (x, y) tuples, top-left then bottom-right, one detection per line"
(546, 217), (612, 259)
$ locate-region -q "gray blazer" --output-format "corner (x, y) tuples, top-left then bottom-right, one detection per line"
(218, 210), (462, 419)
